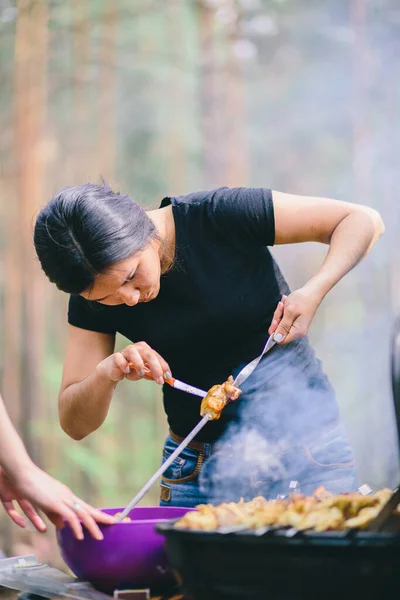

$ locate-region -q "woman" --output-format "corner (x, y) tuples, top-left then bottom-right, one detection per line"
(34, 183), (384, 506)
(0, 392), (114, 539)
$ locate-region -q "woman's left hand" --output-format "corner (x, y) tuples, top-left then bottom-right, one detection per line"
(268, 288), (321, 344)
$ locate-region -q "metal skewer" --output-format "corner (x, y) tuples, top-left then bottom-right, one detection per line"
(116, 414), (211, 521)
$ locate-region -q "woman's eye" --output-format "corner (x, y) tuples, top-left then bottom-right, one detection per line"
(126, 272), (136, 282)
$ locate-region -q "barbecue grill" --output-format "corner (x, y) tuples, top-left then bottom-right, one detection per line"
(157, 318), (400, 600)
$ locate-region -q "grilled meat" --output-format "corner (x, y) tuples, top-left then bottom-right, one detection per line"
(175, 487), (393, 532)
(113, 512), (131, 522)
(176, 497), (286, 531)
(200, 375), (242, 420)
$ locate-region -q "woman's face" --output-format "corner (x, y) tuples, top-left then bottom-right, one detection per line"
(82, 242), (162, 306)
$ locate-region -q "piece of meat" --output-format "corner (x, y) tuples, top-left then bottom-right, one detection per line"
(200, 375), (242, 420)
(344, 506), (382, 529)
(313, 485), (333, 501)
(113, 512), (131, 523)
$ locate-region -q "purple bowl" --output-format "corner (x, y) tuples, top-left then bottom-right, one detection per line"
(56, 506), (194, 593)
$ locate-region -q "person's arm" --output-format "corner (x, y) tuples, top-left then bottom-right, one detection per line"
(0, 394), (33, 475)
(59, 325), (171, 440)
(0, 393), (115, 539)
(268, 191), (385, 343)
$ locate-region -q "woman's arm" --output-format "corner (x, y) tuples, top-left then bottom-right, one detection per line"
(269, 191), (385, 343)
(59, 326), (119, 440)
(59, 325), (171, 440)
(0, 393), (115, 538)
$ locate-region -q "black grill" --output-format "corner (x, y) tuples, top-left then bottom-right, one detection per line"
(157, 523), (400, 600)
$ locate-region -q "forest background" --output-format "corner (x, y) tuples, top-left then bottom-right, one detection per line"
(0, 0), (399, 566)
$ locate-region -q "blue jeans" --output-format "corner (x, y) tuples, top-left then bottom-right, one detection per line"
(159, 337), (358, 507)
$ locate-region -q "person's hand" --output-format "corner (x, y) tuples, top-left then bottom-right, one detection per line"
(268, 288), (321, 344)
(96, 342), (172, 386)
(0, 465), (115, 540)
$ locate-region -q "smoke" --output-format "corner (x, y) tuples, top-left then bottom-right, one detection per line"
(199, 341), (359, 502)
(200, 426), (288, 503)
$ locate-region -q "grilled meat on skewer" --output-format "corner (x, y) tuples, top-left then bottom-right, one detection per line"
(200, 375), (242, 420)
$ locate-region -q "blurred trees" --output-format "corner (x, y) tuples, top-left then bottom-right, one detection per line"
(0, 0), (399, 562)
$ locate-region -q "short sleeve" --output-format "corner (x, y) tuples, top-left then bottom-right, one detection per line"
(68, 295), (117, 334)
(171, 187), (275, 249)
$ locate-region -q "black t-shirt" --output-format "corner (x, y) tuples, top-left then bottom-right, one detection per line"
(68, 187), (289, 441)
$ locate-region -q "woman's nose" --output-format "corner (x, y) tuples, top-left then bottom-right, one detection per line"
(118, 287), (140, 306)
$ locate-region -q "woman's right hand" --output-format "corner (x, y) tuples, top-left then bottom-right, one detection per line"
(96, 342), (172, 386)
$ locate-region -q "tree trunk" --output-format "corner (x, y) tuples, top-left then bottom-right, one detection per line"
(224, 1), (247, 187)
(13, 0), (49, 464)
(164, 0), (187, 194)
(97, 4), (118, 181)
(71, 0), (92, 182)
(197, 1), (223, 187)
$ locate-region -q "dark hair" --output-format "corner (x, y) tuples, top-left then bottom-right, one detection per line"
(34, 181), (157, 294)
